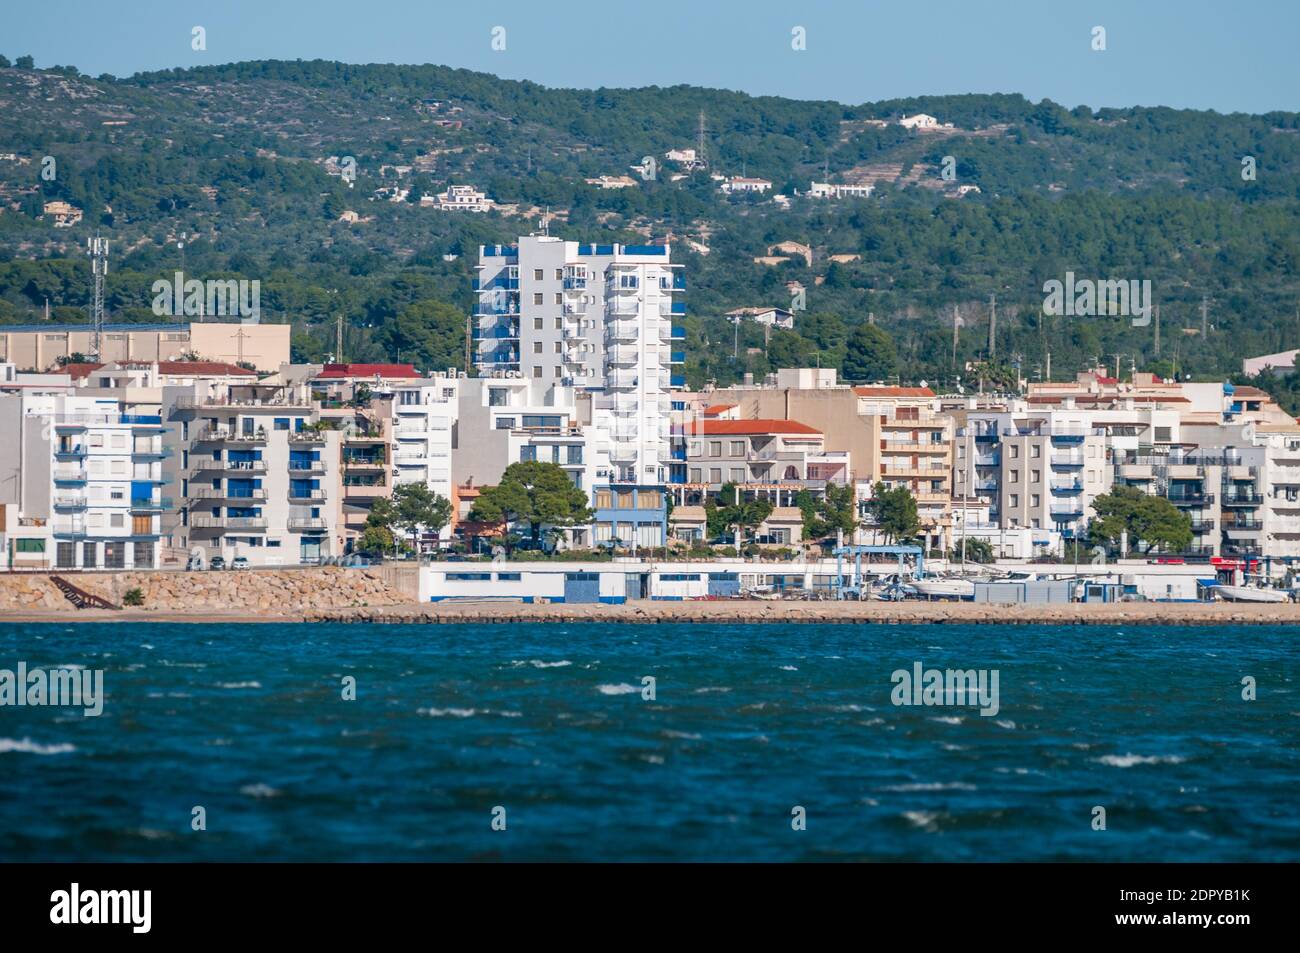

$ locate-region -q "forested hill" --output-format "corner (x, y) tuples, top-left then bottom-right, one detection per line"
(0, 57), (1297, 390)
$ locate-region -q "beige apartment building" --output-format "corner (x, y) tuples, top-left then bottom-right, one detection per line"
(0, 321), (290, 373)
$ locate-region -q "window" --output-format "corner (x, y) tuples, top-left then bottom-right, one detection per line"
(497, 572), (522, 581)
(1009, 494), (1019, 507)
(1031, 445), (1041, 458)
(1031, 469), (1041, 483)
(533, 269), (543, 280)
(554, 342), (563, 353)
(1010, 445), (1020, 459)
(533, 293), (543, 305)
(533, 341), (543, 354)
(1010, 469), (1020, 483)
(274, 418), (290, 430)
(730, 467), (744, 483)
(554, 293), (563, 305)
(520, 446), (537, 462)
(1031, 494), (1040, 508)
(709, 441), (722, 457)
(595, 490), (613, 509)
(495, 417), (516, 430)
(489, 388), (509, 407)
(710, 468), (722, 484)
(533, 317), (543, 330)
(532, 366), (542, 379)
(555, 317), (562, 330)
(16, 539), (45, 553)
(730, 441), (745, 456)
(448, 572), (492, 581)
(554, 366), (563, 377)
(555, 269), (564, 280)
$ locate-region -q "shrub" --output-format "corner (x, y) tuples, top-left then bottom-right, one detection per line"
(122, 587), (145, 607)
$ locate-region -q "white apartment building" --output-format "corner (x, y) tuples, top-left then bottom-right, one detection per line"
(953, 408), (1114, 548)
(165, 372), (343, 566)
(474, 236), (684, 490)
(392, 375), (461, 539)
(0, 391), (167, 570)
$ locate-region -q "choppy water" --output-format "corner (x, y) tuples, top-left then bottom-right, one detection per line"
(0, 621), (1297, 861)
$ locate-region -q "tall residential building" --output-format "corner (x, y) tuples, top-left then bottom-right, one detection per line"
(392, 375), (461, 539)
(953, 409), (1114, 547)
(0, 391), (167, 570)
(474, 236), (684, 547)
(165, 371), (343, 566)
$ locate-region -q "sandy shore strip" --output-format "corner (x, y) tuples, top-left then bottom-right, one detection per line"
(4, 599), (1300, 625)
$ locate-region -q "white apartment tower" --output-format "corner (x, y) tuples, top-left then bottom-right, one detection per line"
(474, 236), (686, 487)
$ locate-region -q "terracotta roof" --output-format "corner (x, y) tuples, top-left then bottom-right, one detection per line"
(60, 362), (104, 381)
(157, 361), (256, 376)
(702, 403), (736, 416)
(693, 419), (821, 436)
(853, 386), (935, 397)
(317, 363), (422, 379)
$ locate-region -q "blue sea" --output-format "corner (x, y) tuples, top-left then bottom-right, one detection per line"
(0, 621), (1297, 862)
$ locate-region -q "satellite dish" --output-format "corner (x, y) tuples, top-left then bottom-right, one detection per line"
(919, 379), (928, 389)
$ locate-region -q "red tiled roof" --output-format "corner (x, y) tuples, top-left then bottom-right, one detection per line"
(693, 419), (821, 436)
(317, 363), (422, 379)
(702, 403), (736, 416)
(60, 362), (104, 381)
(853, 386), (935, 397)
(157, 361), (256, 376)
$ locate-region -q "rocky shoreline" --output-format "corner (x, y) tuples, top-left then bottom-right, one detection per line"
(5, 597), (1300, 625)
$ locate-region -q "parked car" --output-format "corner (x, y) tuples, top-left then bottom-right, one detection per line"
(231, 556), (250, 570)
(208, 555), (226, 571)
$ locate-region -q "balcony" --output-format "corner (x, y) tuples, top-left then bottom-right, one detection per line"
(1050, 502), (1084, 518)
(605, 319), (639, 342)
(54, 444), (86, 458)
(52, 520), (87, 537)
(191, 488), (269, 502)
(1120, 464), (1154, 481)
(191, 459), (268, 474)
(974, 479), (999, 492)
(1050, 478), (1083, 494)
(288, 489), (327, 503)
(1221, 492), (1263, 507)
(1188, 519), (1216, 534)
(288, 461), (327, 476)
(195, 426), (267, 444)
(130, 496), (173, 512)
(288, 430), (328, 444)
(287, 517), (329, 532)
(1168, 492), (1213, 507)
(1223, 518), (1264, 532)
(53, 493), (87, 509)
(190, 515), (269, 532)
(974, 452), (1000, 467)
(53, 467), (87, 483)
(1051, 451), (1084, 469)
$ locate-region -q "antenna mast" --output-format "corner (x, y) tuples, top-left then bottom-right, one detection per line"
(987, 293), (996, 360)
(88, 235), (108, 361)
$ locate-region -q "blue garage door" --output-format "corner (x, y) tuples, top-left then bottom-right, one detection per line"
(564, 572), (601, 604)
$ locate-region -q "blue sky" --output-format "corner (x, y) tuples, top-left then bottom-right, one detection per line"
(9, 0), (1297, 113)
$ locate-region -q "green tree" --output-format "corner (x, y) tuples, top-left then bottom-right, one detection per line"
(866, 481), (920, 543)
(392, 482), (452, 552)
(470, 460), (594, 550)
(1089, 486), (1192, 554)
(379, 298), (465, 373)
(358, 524), (395, 555)
(842, 322), (898, 383)
(950, 536), (994, 563)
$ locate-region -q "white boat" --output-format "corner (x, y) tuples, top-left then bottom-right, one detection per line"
(912, 577), (976, 600)
(1212, 584), (1290, 603)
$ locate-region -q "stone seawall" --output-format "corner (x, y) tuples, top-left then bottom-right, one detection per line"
(0, 567), (417, 614)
